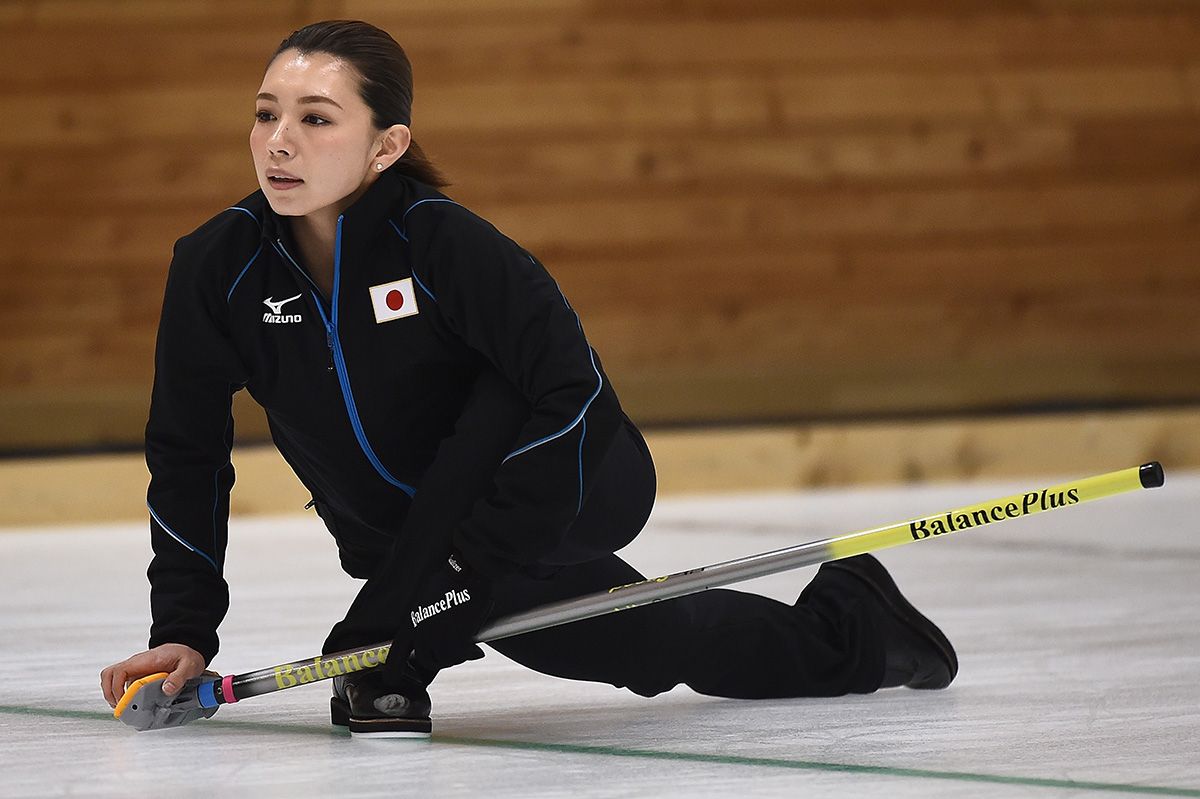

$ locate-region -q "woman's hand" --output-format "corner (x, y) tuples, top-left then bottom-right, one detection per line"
(100, 643), (206, 708)
(394, 551), (493, 678)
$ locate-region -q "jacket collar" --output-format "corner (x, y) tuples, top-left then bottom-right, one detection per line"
(260, 169), (420, 264)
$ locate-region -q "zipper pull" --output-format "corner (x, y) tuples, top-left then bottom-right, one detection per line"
(325, 324), (335, 371)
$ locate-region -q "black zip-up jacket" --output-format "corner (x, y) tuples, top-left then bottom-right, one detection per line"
(145, 170), (626, 664)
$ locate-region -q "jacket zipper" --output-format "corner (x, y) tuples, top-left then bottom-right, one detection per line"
(279, 217), (416, 498)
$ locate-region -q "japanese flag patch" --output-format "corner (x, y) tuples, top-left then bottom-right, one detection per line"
(369, 278), (420, 323)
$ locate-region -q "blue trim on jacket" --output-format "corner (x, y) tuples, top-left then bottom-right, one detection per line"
(148, 504), (219, 572)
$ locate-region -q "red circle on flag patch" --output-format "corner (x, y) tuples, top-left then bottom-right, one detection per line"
(385, 289), (405, 311)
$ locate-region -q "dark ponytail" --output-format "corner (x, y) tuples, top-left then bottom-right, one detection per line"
(272, 20), (449, 189)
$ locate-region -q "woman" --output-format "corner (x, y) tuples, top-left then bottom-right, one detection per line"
(100, 20), (956, 737)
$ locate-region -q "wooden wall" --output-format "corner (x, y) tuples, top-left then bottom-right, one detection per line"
(2, 0), (1199, 451)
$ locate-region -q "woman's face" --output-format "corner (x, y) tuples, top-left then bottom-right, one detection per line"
(250, 49), (391, 218)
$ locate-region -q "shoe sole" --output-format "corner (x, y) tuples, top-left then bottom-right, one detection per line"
(331, 696), (432, 737)
(824, 554), (959, 689)
(349, 723), (432, 738)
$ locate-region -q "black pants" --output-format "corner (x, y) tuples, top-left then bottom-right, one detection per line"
(478, 421), (886, 699)
(319, 371), (886, 699)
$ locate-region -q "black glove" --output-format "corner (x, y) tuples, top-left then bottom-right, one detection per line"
(389, 551), (494, 678)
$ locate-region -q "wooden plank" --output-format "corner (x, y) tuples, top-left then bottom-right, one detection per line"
(391, 15), (1200, 74)
(441, 123), (1076, 189)
(612, 362), (1200, 425)
(474, 178), (1200, 248)
(551, 240), (1200, 316)
(991, 67), (1194, 118)
(0, 144), (259, 213)
(0, 89), (249, 147)
(344, 0), (587, 20)
(0, 386), (268, 453)
(0, 276), (126, 329)
(1071, 117), (1200, 174)
(589, 0), (1200, 17)
(778, 67), (1193, 126)
(0, 211), (201, 264)
(1186, 65), (1200, 107)
(617, 283), (1200, 358)
(420, 76), (710, 133)
(1033, 0), (1200, 12)
(0, 0), (304, 26)
(0, 28), (279, 90)
(839, 237), (1200, 293)
(351, 59), (1151, 126)
(0, 335), (155, 387)
(578, 296), (1200, 376)
(649, 407), (1200, 496)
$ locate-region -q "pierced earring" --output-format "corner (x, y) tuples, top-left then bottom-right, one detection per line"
(375, 163), (384, 171)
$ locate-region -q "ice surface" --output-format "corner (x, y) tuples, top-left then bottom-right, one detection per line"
(2, 471), (1197, 798)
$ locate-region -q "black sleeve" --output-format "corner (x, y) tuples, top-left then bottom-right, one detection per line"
(408, 206), (625, 577)
(144, 234), (249, 664)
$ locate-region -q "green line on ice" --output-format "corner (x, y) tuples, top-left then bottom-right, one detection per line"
(2, 704), (1197, 797)
(437, 735), (1200, 797)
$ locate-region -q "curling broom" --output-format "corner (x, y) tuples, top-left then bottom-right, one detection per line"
(115, 461), (1165, 730)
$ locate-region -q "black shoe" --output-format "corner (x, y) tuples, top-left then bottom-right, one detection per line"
(822, 554), (958, 690)
(331, 667), (432, 737)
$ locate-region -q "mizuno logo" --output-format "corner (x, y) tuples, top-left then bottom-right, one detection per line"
(262, 294), (302, 324)
(263, 294), (301, 314)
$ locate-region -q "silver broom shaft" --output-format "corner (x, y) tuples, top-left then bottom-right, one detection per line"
(228, 537), (838, 702)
